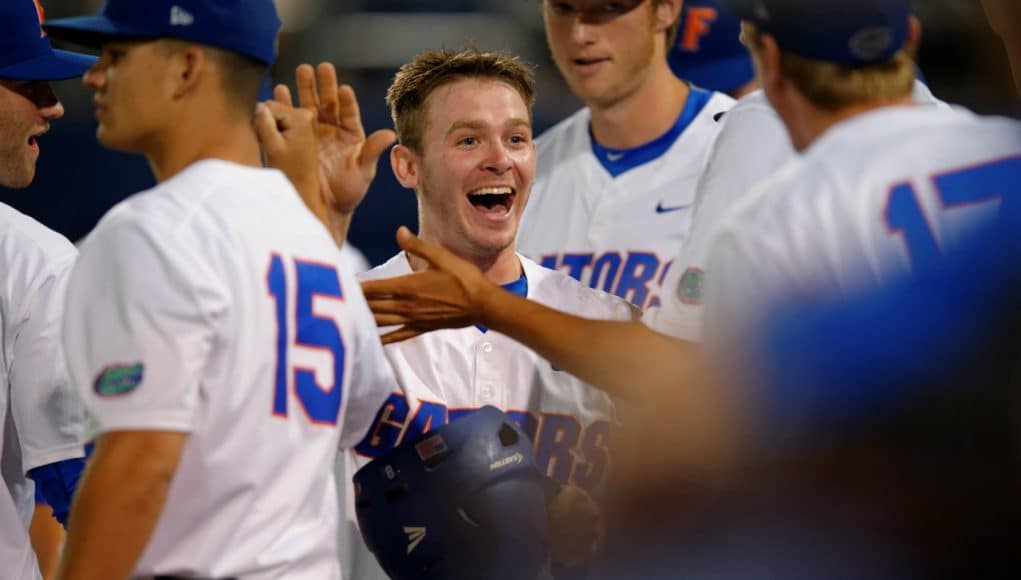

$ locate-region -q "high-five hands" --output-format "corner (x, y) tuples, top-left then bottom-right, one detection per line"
(361, 227), (496, 344)
(256, 63), (396, 244)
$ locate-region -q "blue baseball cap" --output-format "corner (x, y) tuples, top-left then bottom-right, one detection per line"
(669, 0), (755, 93)
(43, 0), (280, 66)
(721, 0), (910, 67)
(0, 0), (97, 81)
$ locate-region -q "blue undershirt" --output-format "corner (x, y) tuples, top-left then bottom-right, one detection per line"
(476, 272), (527, 333)
(590, 86), (714, 178)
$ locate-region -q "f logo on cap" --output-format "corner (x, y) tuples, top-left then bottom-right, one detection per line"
(33, 0), (47, 37)
(680, 7), (718, 52)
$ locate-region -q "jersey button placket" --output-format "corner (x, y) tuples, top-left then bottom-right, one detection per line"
(474, 341), (500, 407)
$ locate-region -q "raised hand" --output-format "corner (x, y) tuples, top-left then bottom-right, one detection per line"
(294, 63), (396, 242)
(255, 99), (320, 217)
(361, 227), (496, 343)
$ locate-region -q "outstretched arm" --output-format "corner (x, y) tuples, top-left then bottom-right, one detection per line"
(363, 229), (742, 479)
(363, 228), (702, 400)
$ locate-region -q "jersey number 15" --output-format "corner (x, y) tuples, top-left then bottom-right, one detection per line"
(267, 254), (347, 426)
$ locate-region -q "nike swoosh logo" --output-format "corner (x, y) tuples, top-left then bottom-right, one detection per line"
(656, 200), (693, 214)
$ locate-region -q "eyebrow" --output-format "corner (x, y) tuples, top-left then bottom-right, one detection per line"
(445, 117), (532, 137)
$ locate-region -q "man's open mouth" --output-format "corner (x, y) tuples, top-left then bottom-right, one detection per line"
(467, 186), (515, 217)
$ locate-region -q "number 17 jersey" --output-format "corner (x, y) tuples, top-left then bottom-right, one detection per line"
(62, 160), (394, 579)
(705, 106), (1021, 348)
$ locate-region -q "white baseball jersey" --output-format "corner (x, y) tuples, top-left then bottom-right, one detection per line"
(339, 243), (371, 275)
(643, 80), (952, 341)
(517, 87), (735, 310)
(0, 202), (85, 580)
(338, 252), (633, 580)
(62, 160), (395, 580)
(703, 105), (1021, 350)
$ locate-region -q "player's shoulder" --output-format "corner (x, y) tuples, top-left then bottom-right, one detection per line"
(0, 203), (77, 315)
(723, 89), (775, 120)
(686, 88), (735, 132)
(0, 202), (78, 266)
(701, 88), (737, 118)
(520, 256), (633, 321)
(358, 252), (411, 283)
(716, 153), (813, 238)
(92, 160), (300, 244)
(808, 105), (1007, 171)
(535, 107), (591, 162)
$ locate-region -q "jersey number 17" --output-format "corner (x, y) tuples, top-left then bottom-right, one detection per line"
(885, 155), (1020, 269)
(266, 254), (347, 426)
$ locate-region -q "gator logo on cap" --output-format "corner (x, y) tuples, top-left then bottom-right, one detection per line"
(849, 27), (895, 62)
(677, 267), (705, 305)
(93, 363), (144, 397)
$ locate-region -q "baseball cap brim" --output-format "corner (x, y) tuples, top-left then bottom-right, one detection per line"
(672, 54), (757, 94)
(44, 15), (159, 50)
(0, 48), (97, 81)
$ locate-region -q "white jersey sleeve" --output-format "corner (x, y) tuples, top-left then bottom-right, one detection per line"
(1, 205), (84, 471)
(338, 243), (371, 275)
(642, 92), (791, 340)
(63, 213), (226, 435)
(334, 262), (396, 450)
(1, 203), (84, 580)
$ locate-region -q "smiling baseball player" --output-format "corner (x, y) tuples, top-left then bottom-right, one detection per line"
(0, 2), (96, 578)
(336, 48), (632, 580)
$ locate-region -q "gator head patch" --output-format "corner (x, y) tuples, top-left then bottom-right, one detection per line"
(93, 363), (144, 397)
(677, 267), (705, 305)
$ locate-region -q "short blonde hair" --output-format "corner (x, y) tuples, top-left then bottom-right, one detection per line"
(386, 48), (536, 154)
(742, 23), (915, 111)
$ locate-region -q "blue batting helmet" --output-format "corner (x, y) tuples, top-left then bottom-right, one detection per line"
(353, 406), (550, 580)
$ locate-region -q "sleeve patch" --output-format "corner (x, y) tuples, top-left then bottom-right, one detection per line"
(93, 363), (144, 397)
(677, 268), (705, 305)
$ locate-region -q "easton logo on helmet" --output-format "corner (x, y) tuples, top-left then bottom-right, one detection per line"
(404, 526), (426, 554)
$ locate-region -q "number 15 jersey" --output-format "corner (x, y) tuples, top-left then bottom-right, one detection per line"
(62, 160), (394, 580)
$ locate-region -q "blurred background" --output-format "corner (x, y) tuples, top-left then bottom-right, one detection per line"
(3, 0), (1019, 265)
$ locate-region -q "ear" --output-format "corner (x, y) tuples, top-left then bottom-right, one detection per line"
(905, 15), (923, 57)
(171, 45), (207, 99)
(390, 144), (421, 190)
(758, 32), (784, 93)
(653, 0), (682, 36)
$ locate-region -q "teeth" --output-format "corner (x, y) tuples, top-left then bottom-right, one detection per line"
(470, 187), (512, 196)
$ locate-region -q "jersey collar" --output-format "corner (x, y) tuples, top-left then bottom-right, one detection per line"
(589, 86), (714, 178)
